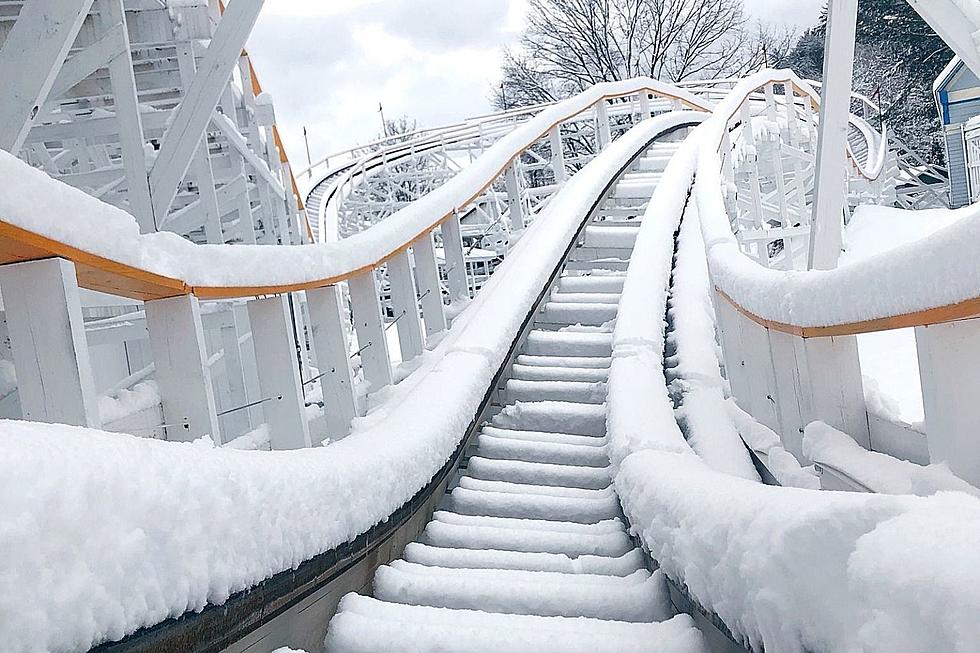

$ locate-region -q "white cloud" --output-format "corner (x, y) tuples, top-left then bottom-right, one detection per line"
(245, 0), (523, 170)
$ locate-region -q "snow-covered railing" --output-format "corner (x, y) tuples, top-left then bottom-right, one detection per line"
(310, 81), (708, 247)
(0, 112), (700, 653)
(695, 71), (980, 487)
(0, 78), (709, 451)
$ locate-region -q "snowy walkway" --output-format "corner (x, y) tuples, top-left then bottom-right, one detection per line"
(325, 141), (709, 653)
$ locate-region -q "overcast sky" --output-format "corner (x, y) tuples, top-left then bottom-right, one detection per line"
(246, 0), (824, 170)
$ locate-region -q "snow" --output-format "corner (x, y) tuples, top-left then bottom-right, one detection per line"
(372, 562), (671, 622)
(0, 81), (707, 291)
(668, 198), (759, 481)
(726, 401), (820, 490)
(693, 69), (980, 330)
(422, 520), (632, 558)
(0, 114), (699, 652)
(839, 203), (966, 425)
(617, 448), (980, 653)
(802, 421), (979, 496)
(98, 380), (160, 425)
(326, 595), (709, 653)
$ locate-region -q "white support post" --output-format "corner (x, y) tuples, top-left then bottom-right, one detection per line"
(441, 212), (470, 302)
(808, 0), (858, 271)
(413, 232), (447, 337)
(148, 0), (265, 221)
(219, 308), (251, 436)
(639, 92), (651, 118)
(736, 313), (782, 433)
(786, 85), (810, 224)
(740, 101), (766, 235)
(100, 0), (154, 233)
(233, 303), (263, 427)
(504, 161), (525, 232)
(175, 43), (223, 244)
(549, 126), (567, 183)
(796, 335), (869, 449)
(348, 271), (393, 394)
(145, 294), (221, 442)
(594, 100), (611, 150)
(306, 285), (358, 436)
(387, 251), (425, 362)
(764, 84), (791, 229)
(713, 290), (753, 409)
(0, 258), (100, 427)
(0, 0), (95, 153)
(247, 294), (311, 449)
(915, 320), (980, 485)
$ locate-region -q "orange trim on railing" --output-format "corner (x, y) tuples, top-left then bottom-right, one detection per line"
(715, 287), (980, 338)
(0, 222), (187, 300)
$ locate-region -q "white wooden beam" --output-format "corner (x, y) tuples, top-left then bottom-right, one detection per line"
(808, 0), (857, 271)
(0, 0), (95, 152)
(504, 162), (525, 232)
(440, 212), (470, 303)
(247, 294), (311, 449)
(148, 0), (265, 220)
(0, 258), (100, 427)
(348, 271), (392, 394)
(218, 307), (251, 437)
(175, 42), (223, 244)
(594, 100), (611, 150)
(413, 232), (447, 337)
(145, 294), (221, 442)
(549, 126), (567, 183)
(49, 21), (126, 99)
(99, 0), (154, 232)
(388, 250), (425, 361)
(306, 285), (358, 436)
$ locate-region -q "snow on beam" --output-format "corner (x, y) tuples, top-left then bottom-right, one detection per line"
(0, 0), (95, 153)
(0, 257), (101, 427)
(440, 213), (470, 304)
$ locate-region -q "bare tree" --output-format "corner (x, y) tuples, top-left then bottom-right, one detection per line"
(495, 0), (784, 109)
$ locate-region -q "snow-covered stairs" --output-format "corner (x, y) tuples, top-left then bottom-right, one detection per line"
(325, 140), (708, 653)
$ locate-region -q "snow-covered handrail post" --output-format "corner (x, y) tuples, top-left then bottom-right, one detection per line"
(695, 70), (885, 460)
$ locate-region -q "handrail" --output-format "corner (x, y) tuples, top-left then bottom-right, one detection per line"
(693, 70), (980, 338)
(0, 78), (710, 301)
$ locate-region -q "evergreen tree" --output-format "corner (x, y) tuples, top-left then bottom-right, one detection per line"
(780, 1), (953, 163)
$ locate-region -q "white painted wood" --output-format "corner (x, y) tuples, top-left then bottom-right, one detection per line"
(713, 290), (753, 411)
(594, 100), (611, 150)
(797, 334), (869, 448)
(387, 251), (425, 361)
(176, 42), (224, 244)
(548, 126), (567, 183)
(440, 212), (469, 302)
(808, 0), (858, 270)
(49, 21), (126, 99)
(306, 285), (358, 436)
(0, 0), (95, 152)
(348, 271), (392, 394)
(247, 294), (311, 450)
(100, 0), (154, 233)
(412, 232), (446, 338)
(737, 313), (781, 433)
(504, 161), (524, 232)
(767, 329), (808, 459)
(639, 92), (651, 118)
(145, 293), (220, 442)
(148, 0), (265, 220)
(233, 303), (263, 427)
(219, 308), (251, 437)
(915, 320), (980, 485)
(0, 258), (100, 427)
(764, 84), (790, 228)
